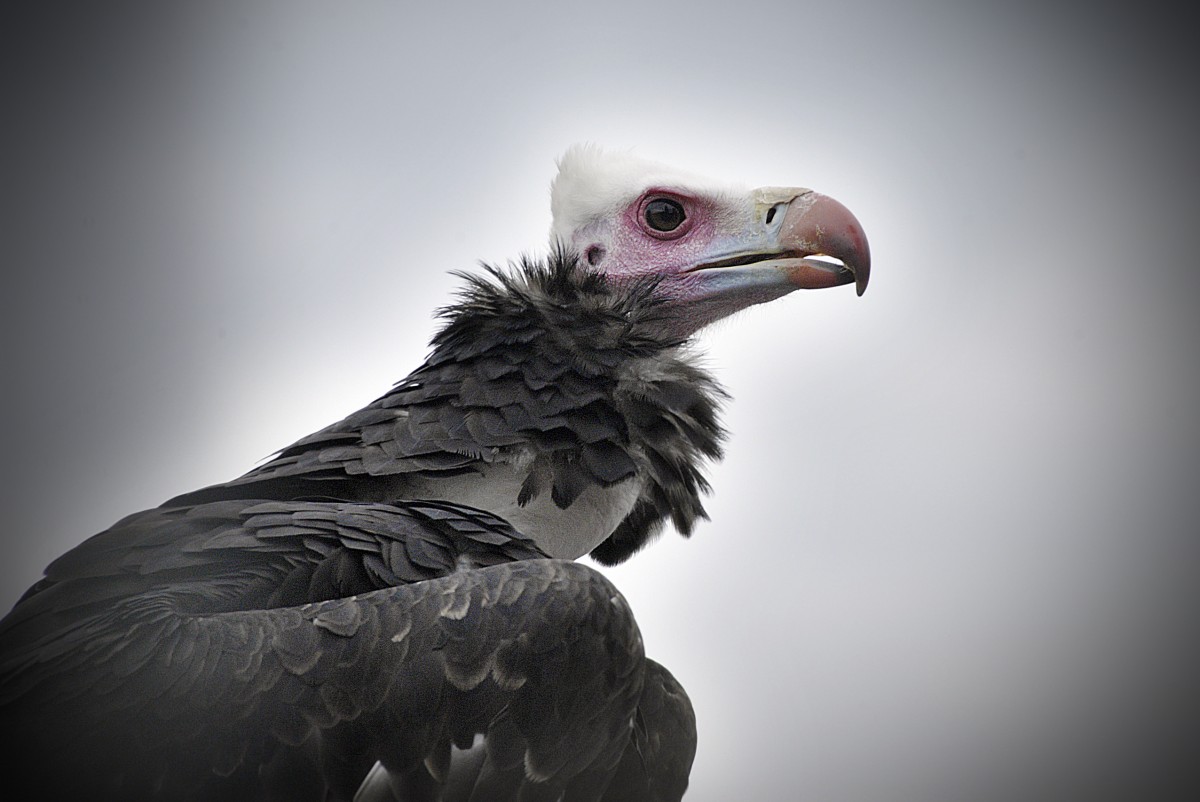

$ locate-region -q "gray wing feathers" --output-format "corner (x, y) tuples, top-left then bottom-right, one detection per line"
(423, 658), (697, 802)
(4, 499), (545, 623)
(601, 659), (697, 802)
(3, 560), (644, 801)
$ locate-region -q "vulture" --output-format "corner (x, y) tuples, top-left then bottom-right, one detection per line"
(0, 146), (869, 801)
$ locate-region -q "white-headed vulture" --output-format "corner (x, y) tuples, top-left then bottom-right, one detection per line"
(0, 146), (869, 801)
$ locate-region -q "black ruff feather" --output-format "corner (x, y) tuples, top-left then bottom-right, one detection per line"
(167, 250), (727, 564)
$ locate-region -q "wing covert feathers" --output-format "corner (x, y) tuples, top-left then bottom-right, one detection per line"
(3, 559), (651, 800)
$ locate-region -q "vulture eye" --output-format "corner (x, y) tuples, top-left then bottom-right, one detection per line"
(643, 198), (687, 233)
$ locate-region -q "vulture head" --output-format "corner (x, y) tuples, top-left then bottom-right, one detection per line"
(551, 145), (870, 336)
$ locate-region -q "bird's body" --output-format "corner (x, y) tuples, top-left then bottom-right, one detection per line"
(0, 147), (870, 800)
(1, 257), (713, 801)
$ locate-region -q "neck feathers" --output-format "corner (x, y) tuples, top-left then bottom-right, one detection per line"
(430, 251), (728, 564)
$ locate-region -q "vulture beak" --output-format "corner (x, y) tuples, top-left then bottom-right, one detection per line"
(687, 189), (871, 298)
(773, 190), (871, 297)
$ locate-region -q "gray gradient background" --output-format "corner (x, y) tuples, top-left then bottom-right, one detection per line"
(3, 1), (1197, 799)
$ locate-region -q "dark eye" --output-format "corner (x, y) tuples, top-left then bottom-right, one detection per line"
(643, 198), (686, 232)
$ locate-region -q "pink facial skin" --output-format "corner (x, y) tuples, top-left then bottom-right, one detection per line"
(574, 185), (870, 338)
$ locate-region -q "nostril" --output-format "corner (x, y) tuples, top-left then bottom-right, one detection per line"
(586, 245), (606, 266)
(765, 204), (784, 226)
